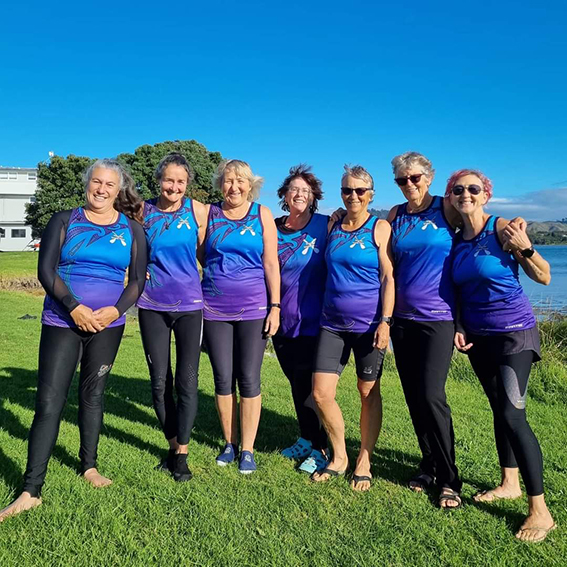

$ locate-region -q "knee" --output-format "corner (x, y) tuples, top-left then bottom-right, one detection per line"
(176, 368), (199, 398)
(422, 387), (447, 410)
(214, 373), (236, 396)
(358, 381), (381, 402)
(239, 374), (261, 398)
(313, 383), (334, 407)
(35, 395), (66, 420)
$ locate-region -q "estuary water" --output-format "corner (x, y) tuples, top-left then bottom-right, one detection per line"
(520, 245), (567, 314)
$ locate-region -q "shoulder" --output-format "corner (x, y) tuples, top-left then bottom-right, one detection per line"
(259, 204), (274, 221)
(374, 218), (392, 240)
(386, 205), (401, 224)
(127, 217), (145, 237)
(191, 199), (209, 222)
(495, 217), (510, 232)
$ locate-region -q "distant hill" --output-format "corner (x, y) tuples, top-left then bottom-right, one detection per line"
(527, 221), (567, 244)
(369, 208), (389, 219)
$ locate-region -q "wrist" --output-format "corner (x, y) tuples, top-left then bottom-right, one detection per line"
(269, 303), (281, 309)
(379, 316), (393, 327)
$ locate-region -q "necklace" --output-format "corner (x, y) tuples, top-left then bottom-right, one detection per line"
(407, 194), (433, 214)
(84, 208), (118, 225)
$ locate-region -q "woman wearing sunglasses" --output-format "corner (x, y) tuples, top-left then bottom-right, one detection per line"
(311, 165), (394, 491)
(448, 169), (555, 542)
(387, 151), (463, 508)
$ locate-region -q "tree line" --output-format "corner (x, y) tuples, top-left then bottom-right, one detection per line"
(25, 140), (223, 238)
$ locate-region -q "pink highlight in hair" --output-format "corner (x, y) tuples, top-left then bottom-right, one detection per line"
(444, 169), (493, 201)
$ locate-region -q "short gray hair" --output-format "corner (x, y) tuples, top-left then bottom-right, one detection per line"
(212, 159), (264, 202)
(342, 164), (374, 189)
(83, 159), (134, 193)
(391, 151), (435, 178)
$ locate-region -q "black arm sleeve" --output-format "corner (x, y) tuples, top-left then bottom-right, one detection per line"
(37, 210), (80, 313)
(114, 218), (148, 317)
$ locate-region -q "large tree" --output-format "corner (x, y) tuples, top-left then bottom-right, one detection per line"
(26, 140), (224, 238)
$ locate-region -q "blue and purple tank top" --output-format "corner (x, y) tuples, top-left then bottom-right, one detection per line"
(321, 215), (381, 333)
(451, 216), (536, 334)
(390, 195), (455, 321)
(137, 197), (203, 312)
(202, 201), (267, 321)
(277, 213), (328, 338)
(42, 207), (133, 328)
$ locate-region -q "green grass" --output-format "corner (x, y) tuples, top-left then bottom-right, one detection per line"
(0, 291), (565, 566)
(0, 252), (38, 279)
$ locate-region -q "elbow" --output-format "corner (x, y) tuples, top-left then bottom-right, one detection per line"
(541, 274), (551, 286)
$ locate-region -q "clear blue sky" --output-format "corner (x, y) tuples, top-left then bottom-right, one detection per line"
(1, 0), (566, 220)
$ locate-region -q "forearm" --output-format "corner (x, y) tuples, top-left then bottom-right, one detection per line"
(263, 260), (281, 304)
(380, 274), (395, 317)
(515, 250), (551, 285)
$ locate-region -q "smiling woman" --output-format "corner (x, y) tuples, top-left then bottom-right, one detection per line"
(201, 159), (280, 474)
(0, 159), (147, 523)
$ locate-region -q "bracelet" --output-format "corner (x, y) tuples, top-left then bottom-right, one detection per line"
(269, 303), (281, 309)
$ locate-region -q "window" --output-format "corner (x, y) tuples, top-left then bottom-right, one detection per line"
(30, 196), (36, 204)
(28, 172), (37, 181)
(8, 172), (17, 180)
(11, 229), (26, 238)
(0, 228), (5, 238)
(0, 172), (7, 180)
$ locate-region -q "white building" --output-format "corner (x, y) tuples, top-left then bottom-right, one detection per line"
(0, 166), (38, 251)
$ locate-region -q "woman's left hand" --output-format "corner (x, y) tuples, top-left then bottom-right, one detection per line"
(330, 207), (346, 223)
(374, 321), (390, 349)
(264, 307), (280, 339)
(92, 306), (120, 330)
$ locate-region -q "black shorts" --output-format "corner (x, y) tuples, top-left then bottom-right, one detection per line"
(314, 327), (386, 381)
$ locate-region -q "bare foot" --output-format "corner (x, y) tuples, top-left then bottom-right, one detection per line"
(83, 468), (112, 488)
(473, 485), (522, 503)
(311, 458), (348, 483)
(409, 472), (435, 494)
(516, 512), (556, 543)
(0, 492), (42, 522)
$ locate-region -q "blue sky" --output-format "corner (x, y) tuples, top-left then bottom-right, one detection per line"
(1, 0), (566, 220)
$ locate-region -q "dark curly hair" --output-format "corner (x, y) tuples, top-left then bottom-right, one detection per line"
(155, 153), (195, 186)
(277, 164), (323, 212)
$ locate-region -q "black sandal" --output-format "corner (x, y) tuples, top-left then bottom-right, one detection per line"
(409, 472), (435, 492)
(438, 488), (462, 510)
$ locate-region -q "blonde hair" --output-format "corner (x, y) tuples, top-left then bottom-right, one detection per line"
(212, 159), (264, 202)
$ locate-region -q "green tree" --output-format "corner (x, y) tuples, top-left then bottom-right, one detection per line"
(118, 140), (223, 203)
(26, 140), (223, 237)
(25, 155), (94, 238)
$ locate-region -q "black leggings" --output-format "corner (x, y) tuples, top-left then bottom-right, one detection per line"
(203, 319), (266, 398)
(391, 318), (461, 492)
(138, 309), (202, 445)
(468, 344), (544, 496)
(273, 336), (327, 450)
(23, 324), (124, 497)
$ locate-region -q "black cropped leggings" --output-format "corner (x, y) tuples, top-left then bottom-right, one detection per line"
(203, 319), (266, 398)
(273, 335), (328, 451)
(23, 324), (124, 498)
(138, 309), (202, 445)
(468, 345), (544, 496)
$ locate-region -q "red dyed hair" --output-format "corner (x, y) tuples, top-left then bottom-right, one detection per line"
(444, 169), (493, 201)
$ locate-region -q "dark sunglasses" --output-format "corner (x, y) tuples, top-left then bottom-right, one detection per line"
(341, 187), (371, 196)
(451, 184), (483, 196)
(395, 174), (423, 186)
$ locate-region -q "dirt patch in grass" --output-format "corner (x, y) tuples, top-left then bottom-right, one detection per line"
(0, 276), (43, 294)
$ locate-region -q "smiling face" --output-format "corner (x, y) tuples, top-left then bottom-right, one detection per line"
(222, 167), (252, 207)
(341, 174), (373, 214)
(85, 168), (121, 214)
(449, 173), (488, 215)
(159, 164), (189, 207)
(394, 165), (432, 206)
(285, 177), (313, 215)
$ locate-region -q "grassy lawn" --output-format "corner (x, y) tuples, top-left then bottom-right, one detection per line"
(0, 291), (565, 566)
(0, 252), (38, 279)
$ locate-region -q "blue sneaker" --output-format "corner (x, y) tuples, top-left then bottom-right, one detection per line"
(298, 449), (330, 474)
(216, 443), (238, 466)
(238, 450), (257, 474)
(281, 437), (312, 460)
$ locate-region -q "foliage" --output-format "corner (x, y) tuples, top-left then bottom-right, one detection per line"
(25, 155), (94, 238)
(530, 233), (567, 245)
(369, 208), (389, 219)
(25, 140), (224, 238)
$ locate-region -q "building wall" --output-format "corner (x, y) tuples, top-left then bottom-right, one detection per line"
(0, 167), (38, 251)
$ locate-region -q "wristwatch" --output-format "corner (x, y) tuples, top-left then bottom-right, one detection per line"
(520, 246), (535, 258)
(380, 316), (394, 326)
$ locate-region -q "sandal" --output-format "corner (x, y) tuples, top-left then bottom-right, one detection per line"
(310, 466), (348, 482)
(438, 488), (462, 510)
(409, 472), (435, 493)
(516, 523), (557, 543)
(351, 474), (372, 490)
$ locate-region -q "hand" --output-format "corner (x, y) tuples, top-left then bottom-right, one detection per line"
(70, 304), (102, 333)
(263, 308), (280, 339)
(330, 207), (346, 223)
(92, 306), (120, 331)
(374, 321), (390, 349)
(502, 219), (531, 253)
(454, 331), (473, 352)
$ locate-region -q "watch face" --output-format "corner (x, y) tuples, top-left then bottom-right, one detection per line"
(521, 247), (535, 258)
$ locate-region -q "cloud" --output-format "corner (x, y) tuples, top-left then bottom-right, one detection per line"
(486, 187), (567, 221)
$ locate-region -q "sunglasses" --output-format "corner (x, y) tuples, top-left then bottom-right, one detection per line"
(395, 174), (423, 186)
(341, 187), (371, 196)
(451, 184), (483, 196)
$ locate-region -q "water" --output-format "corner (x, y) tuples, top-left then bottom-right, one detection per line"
(519, 245), (567, 315)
